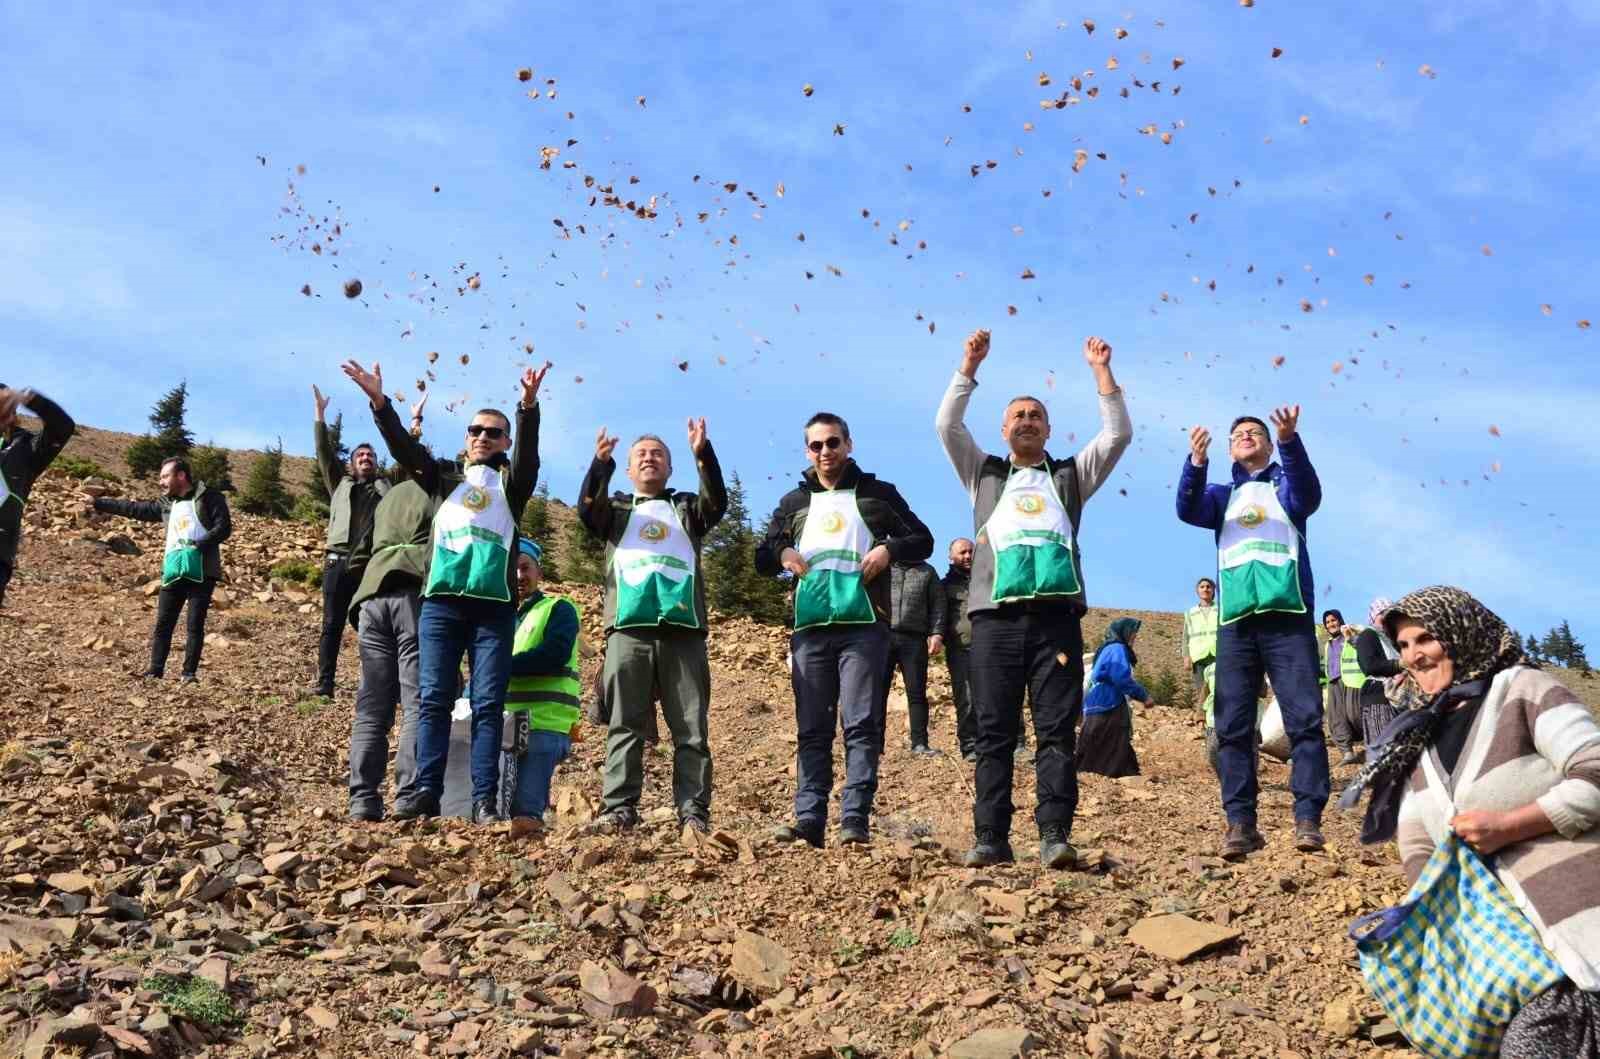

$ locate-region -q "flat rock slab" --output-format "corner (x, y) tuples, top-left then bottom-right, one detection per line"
(949, 1025), (1042, 1059)
(1126, 913), (1241, 962)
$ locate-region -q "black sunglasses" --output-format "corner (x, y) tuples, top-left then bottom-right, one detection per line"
(807, 436), (844, 453)
(467, 425), (507, 440)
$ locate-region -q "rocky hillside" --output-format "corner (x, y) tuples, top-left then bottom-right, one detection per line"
(12, 436), (1589, 1059)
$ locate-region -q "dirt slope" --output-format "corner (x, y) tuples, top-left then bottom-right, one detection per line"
(0, 456), (1498, 1059)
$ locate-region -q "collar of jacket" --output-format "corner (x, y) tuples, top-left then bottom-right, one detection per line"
(518, 588), (545, 616)
(944, 566), (970, 583)
(1230, 459), (1281, 486)
(611, 487), (676, 507)
(799, 459), (864, 492)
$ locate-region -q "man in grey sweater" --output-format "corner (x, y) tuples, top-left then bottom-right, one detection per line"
(935, 329), (1132, 869)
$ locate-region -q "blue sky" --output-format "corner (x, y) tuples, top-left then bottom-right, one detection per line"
(5, 0), (1597, 647)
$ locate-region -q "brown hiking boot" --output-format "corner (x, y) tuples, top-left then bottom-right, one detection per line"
(1294, 819), (1326, 852)
(1220, 822), (1266, 861)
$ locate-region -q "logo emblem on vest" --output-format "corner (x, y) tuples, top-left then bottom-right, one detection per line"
(175, 516), (191, 533)
(1014, 493), (1046, 517)
(639, 521), (669, 542)
(820, 511), (846, 534)
(462, 487), (490, 513)
(1236, 504), (1267, 529)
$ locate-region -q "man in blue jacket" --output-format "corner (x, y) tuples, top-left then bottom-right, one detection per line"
(1177, 406), (1328, 859)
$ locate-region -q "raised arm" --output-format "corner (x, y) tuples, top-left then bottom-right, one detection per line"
(312, 385), (345, 496)
(506, 363), (549, 521)
(935, 330), (991, 499)
(1272, 407), (1321, 520)
(1072, 337), (1133, 503)
(578, 430), (620, 540)
(344, 359), (437, 490)
(684, 418), (727, 536)
(1176, 427), (1226, 530)
(11, 389), (75, 473)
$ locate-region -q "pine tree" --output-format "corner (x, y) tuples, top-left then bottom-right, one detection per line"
(238, 440), (295, 518)
(561, 514), (607, 585)
(188, 442), (233, 491)
(1525, 633), (1543, 663)
(125, 381), (195, 477)
(701, 472), (788, 623)
(1541, 625), (1569, 666)
(520, 482), (562, 582)
(305, 413), (348, 503)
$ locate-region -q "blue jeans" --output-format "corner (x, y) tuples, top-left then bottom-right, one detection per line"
(414, 595), (516, 806)
(1214, 610), (1329, 826)
(511, 729), (571, 819)
(790, 622), (889, 827)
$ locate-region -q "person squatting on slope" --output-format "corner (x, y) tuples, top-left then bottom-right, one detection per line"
(1341, 586), (1600, 1055)
(343, 358), (547, 823)
(578, 420), (726, 835)
(935, 329), (1132, 869)
(0, 385), (75, 608)
(503, 539), (582, 840)
(1078, 617), (1153, 778)
(89, 457), (232, 682)
(310, 384), (389, 698)
(1178, 405), (1329, 859)
(942, 538), (979, 762)
(758, 412), (933, 848)
(880, 554), (946, 756)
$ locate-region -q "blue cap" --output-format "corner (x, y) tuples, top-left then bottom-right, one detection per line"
(518, 538), (543, 564)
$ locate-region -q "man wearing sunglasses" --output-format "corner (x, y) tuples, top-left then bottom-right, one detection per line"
(578, 419), (727, 836)
(756, 413), (933, 848)
(935, 330), (1132, 870)
(1178, 407), (1327, 860)
(343, 358), (550, 824)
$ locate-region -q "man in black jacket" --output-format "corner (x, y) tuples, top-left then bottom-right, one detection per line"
(310, 384), (389, 697)
(755, 412), (933, 847)
(89, 457), (233, 682)
(0, 385), (75, 607)
(942, 537), (977, 761)
(882, 558), (946, 756)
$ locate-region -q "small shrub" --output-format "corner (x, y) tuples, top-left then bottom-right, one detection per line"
(269, 558), (322, 588)
(53, 455), (118, 481)
(188, 443), (233, 491)
(124, 435), (167, 479)
(833, 940), (866, 967)
(292, 491), (329, 524)
(142, 973), (240, 1028)
(887, 927), (919, 949)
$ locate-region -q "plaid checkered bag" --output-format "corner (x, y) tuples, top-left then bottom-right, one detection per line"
(1347, 834), (1564, 1057)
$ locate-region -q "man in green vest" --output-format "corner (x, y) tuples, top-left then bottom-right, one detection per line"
(0, 385), (75, 608)
(758, 412), (935, 848)
(578, 419), (726, 834)
(311, 384), (389, 698)
(342, 357), (547, 823)
(89, 457), (233, 682)
(504, 538), (582, 839)
(1184, 578), (1219, 694)
(935, 330), (1132, 869)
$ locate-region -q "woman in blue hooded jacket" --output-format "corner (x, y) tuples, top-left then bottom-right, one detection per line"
(1078, 618), (1153, 777)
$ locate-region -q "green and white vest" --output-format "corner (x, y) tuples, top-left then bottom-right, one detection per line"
(612, 497), (700, 630)
(505, 594), (583, 735)
(1184, 604), (1219, 664)
(424, 464), (515, 603)
(162, 499), (207, 586)
(1217, 480), (1305, 625)
(793, 489), (876, 630)
(984, 465), (1081, 603)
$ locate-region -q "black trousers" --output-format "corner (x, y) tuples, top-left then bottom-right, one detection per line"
(880, 629), (932, 749)
(968, 602), (1083, 838)
(150, 578), (216, 676)
(318, 554), (361, 691)
(0, 560), (11, 608)
(946, 643), (977, 755)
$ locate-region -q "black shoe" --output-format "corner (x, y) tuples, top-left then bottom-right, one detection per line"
(471, 800), (500, 825)
(582, 806), (640, 834)
(309, 684), (334, 699)
(680, 813), (710, 835)
(963, 829), (1015, 867)
(391, 797), (440, 821)
(1039, 825), (1077, 869)
(838, 819), (870, 845)
(772, 821), (824, 849)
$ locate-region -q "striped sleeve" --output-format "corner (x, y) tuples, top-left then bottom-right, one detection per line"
(1510, 669), (1600, 839)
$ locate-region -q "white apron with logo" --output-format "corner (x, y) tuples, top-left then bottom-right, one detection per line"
(793, 489), (876, 630)
(983, 465), (1080, 603)
(1217, 480), (1305, 625)
(425, 464), (516, 603)
(612, 497), (700, 629)
(162, 499), (207, 585)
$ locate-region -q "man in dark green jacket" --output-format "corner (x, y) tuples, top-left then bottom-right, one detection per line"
(578, 419), (726, 834)
(343, 358), (547, 824)
(90, 457), (233, 682)
(756, 412), (933, 847)
(0, 385), (75, 607)
(310, 384), (389, 697)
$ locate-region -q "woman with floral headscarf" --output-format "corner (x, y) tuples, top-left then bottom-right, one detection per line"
(1077, 618), (1152, 778)
(1350, 596), (1408, 747)
(1340, 586), (1600, 1055)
